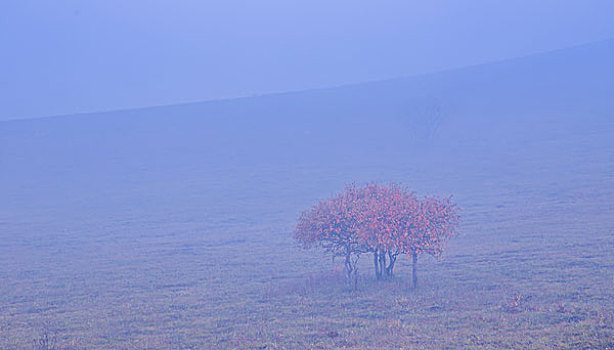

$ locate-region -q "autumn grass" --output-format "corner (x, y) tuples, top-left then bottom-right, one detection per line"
(217, 238), (613, 349)
(1, 128), (613, 349)
(1, 198), (612, 349)
(1, 183), (613, 349)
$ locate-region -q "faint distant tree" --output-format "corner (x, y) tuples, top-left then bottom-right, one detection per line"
(401, 97), (447, 143)
(295, 183), (460, 289)
(423, 98), (445, 142)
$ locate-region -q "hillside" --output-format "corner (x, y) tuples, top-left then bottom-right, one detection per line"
(1, 39), (613, 348)
(1, 39), (613, 221)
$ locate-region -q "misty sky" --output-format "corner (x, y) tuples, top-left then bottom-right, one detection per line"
(2, 0), (614, 121)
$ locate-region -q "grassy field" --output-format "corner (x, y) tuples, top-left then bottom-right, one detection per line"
(2, 40), (614, 349)
(1, 110), (613, 349)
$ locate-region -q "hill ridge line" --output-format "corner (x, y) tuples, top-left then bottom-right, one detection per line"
(3, 36), (613, 124)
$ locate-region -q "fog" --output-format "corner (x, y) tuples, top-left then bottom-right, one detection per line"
(3, 0), (614, 120)
(1, 3), (614, 349)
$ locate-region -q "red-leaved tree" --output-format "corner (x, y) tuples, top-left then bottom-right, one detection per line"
(295, 185), (367, 290)
(353, 183), (420, 280)
(400, 195), (460, 287)
(295, 183), (460, 289)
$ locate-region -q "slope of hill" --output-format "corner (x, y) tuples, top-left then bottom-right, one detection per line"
(1, 39), (613, 218)
(0, 39), (613, 348)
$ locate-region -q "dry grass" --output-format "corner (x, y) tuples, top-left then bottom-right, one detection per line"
(1, 122), (613, 349)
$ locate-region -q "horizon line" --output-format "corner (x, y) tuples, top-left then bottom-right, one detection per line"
(2, 36), (613, 124)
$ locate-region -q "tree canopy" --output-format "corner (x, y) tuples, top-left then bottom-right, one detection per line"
(295, 183), (460, 288)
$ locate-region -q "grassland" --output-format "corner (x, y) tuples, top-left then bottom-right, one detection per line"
(1, 112), (613, 349)
(2, 40), (614, 349)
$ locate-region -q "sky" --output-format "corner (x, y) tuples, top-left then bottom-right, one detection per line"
(1, 0), (614, 121)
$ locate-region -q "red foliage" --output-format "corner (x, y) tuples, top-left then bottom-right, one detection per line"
(353, 183), (420, 254)
(295, 184), (366, 257)
(295, 183), (460, 284)
(410, 195), (460, 258)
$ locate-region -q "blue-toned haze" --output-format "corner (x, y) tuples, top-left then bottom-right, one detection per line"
(1, 0), (614, 120)
(1, 2), (614, 348)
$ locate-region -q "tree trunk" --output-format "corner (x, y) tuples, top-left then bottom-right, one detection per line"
(386, 251), (397, 277)
(378, 249), (386, 279)
(344, 250), (360, 290)
(351, 255), (359, 291)
(412, 252), (418, 288)
(344, 252), (353, 290)
(373, 251), (381, 280)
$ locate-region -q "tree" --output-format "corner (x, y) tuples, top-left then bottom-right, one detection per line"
(399, 195), (460, 287)
(295, 185), (366, 290)
(295, 183), (460, 289)
(352, 183), (420, 280)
